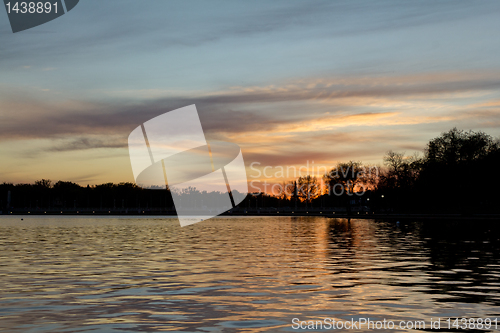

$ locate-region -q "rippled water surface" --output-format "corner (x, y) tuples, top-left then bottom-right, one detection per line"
(1, 216), (500, 332)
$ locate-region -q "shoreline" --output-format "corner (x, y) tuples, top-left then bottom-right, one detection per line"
(1, 210), (500, 220)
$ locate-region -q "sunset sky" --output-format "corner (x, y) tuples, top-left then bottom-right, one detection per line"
(1, 1), (500, 186)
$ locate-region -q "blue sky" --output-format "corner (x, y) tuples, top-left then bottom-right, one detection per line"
(1, 0), (500, 185)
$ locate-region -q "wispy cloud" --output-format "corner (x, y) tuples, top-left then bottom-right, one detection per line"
(2, 71), (499, 142)
(47, 137), (126, 152)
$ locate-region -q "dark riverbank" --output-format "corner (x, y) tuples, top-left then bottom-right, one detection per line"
(2, 209), (500, 221)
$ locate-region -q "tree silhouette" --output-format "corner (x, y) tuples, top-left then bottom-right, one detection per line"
(297, 175), (320, 204)
(2, 127), (500, 214)
(324, 161), (364, 196)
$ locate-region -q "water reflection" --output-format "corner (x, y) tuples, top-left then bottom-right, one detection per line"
(0, 216), (499, 332)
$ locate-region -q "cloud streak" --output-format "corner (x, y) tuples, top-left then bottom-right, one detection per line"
(47, 137), (127, 152)
(1, 71), (500, 142)
(2, 1), (496, 64)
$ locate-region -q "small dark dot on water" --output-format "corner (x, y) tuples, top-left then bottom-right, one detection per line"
(21, 219), (23, 221)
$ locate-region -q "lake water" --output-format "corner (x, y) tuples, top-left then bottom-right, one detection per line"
(1, 216), (500, 332)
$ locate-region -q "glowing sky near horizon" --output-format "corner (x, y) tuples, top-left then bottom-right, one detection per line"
(1, 0), (500, 186)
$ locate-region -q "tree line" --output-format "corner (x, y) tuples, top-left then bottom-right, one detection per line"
(0, 181), (175, 211)
(248, 127), (500, 213)
(1, 128), (499, 213)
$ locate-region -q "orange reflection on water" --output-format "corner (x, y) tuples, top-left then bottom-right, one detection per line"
(1, 216), (500, 332)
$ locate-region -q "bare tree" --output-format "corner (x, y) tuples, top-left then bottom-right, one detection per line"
(383, 151), (421, 189)
(297, 175), (319, 203)
(34, 179), (52, 188)
(324, 161), (364, 195)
